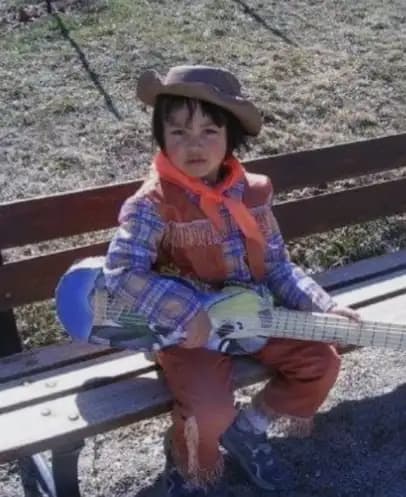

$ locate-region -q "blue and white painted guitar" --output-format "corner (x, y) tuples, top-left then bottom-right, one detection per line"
(56, 257), (406, 354)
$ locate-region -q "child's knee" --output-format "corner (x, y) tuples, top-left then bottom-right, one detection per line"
(291, 342), (341, 383)
(313, 343), (341, 383)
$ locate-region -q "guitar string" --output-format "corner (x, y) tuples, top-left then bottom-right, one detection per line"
(96, 307), (406, 347)
(98, 307), (406, 333)
(231, 313), (404, 347)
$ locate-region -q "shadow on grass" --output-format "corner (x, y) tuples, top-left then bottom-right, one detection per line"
(231, 0), (298, 47)
(45, 0), (122, 120)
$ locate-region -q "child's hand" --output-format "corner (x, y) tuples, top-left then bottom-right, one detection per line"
(328, 305), (361, 322)
(181, 310), (211, 348)
(327, 305), (362, 353)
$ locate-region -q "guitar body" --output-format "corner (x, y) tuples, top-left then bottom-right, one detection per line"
(56, 257), (105, 341)
(55, 257), (273, 353)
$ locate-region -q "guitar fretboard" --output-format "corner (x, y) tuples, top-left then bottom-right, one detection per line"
(225, 309), (406, 350)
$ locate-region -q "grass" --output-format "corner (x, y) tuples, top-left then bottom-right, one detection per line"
(1, 0), (405, 347)
(290, 218), (406, 273)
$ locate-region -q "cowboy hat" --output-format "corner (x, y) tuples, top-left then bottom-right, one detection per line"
(136, 65), (262, 135)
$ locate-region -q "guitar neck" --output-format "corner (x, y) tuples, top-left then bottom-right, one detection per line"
(225, 309), (406, 350)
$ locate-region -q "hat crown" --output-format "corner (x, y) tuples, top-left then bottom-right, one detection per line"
(137, 65), (262, 135)
(163, 65), (241, 97)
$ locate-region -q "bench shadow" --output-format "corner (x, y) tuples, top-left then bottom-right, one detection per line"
(74, 366), (167, 425)
(231, 0), (298, 46)
(74, 371), (168, 497)
(45, 0), (122, 120)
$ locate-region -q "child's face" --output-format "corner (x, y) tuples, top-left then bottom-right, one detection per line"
(163, 103), (227, 183)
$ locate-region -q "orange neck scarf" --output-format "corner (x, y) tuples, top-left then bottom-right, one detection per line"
(154, 151), (266, 280)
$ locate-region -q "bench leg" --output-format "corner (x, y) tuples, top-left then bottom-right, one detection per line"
(0, 254), (22, 357)
(0, 309), (22, 356)
(19, 442), (85, 497)
(18, 455), (48, 497)
(52, 441), (85, 497)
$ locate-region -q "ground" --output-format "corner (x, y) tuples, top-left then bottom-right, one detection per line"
(0, 0), (405, 495)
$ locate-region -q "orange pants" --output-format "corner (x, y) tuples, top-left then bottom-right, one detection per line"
(158, 338), (341, 482)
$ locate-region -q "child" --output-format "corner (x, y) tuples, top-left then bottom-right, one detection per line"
(101, 65), (359, 496)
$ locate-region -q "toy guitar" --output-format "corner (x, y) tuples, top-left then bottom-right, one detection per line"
(56, 257), (406, 354)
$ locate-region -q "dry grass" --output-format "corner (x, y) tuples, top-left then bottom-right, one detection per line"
(1, 0), (406, 347)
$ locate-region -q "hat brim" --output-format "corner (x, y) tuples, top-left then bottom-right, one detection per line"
(137, 70), (261, 136)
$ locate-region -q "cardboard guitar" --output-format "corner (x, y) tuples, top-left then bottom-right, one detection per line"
(56, 258), (406, 354)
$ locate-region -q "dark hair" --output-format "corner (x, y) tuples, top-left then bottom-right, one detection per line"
(152, 94), (249, 156)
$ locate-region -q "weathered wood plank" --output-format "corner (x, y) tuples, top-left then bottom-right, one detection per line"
(0, 357), (266, 462)
(0, 181), (141, 251)
(359, 294), (406, 323)
(247, 132), (406, 192)
(277, 177), (406, 240)
(314, 249), (406, 290)
(1, 134), (404, 250)
(330, 269), (406, 308)
(0, 342), (112, 384)
(2, 179), (406, 310)
(0, 352), (154, 414)
(0, 242), (108, 311)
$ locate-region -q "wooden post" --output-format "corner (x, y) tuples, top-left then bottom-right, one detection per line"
(0, 252), (22, 356)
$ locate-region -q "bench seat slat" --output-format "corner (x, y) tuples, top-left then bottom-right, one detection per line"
(330, 269), (406, 308)
(0, 351), (153, 414)
(1, 134), (404, 250)
(0, 342), (112, 384)
(0, 357), (266, 462)
(1, 178), (406, 311)
(358, 293), (406, 322)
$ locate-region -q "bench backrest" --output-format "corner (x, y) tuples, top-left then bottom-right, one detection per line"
(1, 133), (405, 312)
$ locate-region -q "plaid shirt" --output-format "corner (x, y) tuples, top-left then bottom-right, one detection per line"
(103, 178), (335, 335)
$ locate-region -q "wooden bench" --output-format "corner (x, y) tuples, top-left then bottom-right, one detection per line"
(1, 133), (405, 497)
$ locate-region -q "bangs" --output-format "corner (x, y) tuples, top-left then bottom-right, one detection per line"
(152, 94), (249, 155)
(158, 96), (228, 128)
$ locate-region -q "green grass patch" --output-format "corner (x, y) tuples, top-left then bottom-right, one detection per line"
(290, 216), (406, 273)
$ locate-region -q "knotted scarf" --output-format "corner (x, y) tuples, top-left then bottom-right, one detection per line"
(154, 151), (266, 280)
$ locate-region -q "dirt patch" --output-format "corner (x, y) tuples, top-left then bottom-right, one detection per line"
(0, 0), (106, 31)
